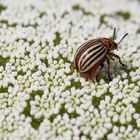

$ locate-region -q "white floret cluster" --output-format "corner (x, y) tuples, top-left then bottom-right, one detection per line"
(0, 0), (140, 139)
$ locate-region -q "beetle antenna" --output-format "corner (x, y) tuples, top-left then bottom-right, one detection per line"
(112, 28), (116, 40)
(117, 33), (128, 45)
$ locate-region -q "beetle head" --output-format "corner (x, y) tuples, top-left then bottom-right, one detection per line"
(100, 29), (128, 51)
(111, 28), (128, 50)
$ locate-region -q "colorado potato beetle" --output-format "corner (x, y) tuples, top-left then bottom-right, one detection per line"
(74, 28), (128, 82)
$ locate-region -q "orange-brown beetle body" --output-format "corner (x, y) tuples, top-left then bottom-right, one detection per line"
(74, 29), (128, 81)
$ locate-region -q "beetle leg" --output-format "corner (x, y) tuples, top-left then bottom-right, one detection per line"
(100, 62), (104, 70)
(106, 55), (112, 81)
(110, 55), (115, 61)
(94, 68), (101, 82)
(88, 68), (96, 82)
(109, 52), (127, 67)
(85, 71), (92, 81)
(88, 63), (101, 82)
(80, 71), (96, 81)
(80, 72), (88, 81)
(95, 62), (104, 82)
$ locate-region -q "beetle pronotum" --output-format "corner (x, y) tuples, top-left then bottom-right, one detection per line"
(74, 28), (128, 82)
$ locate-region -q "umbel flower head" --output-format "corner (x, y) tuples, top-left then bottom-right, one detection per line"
(0, 0), (140, 139)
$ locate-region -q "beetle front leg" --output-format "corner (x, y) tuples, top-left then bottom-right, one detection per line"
(109, 52), (127, 67)
(106, 55), (112, 81)
(96, 62), (104, 82)
(100, 62), (104, 70)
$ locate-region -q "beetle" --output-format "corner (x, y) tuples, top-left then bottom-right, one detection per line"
(74, 28), (128, 82)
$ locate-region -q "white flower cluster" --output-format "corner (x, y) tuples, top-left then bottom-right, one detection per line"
(0, 0), (140, 139)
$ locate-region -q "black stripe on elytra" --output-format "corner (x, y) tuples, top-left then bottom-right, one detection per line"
(82, 48), (106, 71)
(75, 39), (99, 61)
(80, 44), (103, 62)
(81, 46), (105, 68)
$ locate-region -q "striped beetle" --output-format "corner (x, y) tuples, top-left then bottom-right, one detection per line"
(74, 28), (128, 82)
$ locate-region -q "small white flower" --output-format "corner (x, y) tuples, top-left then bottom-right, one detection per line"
(104, 122), (112, 129)
(137, 120), (140, 128)
(112, 114), (119, 122)
(120, 126), (125, 133)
